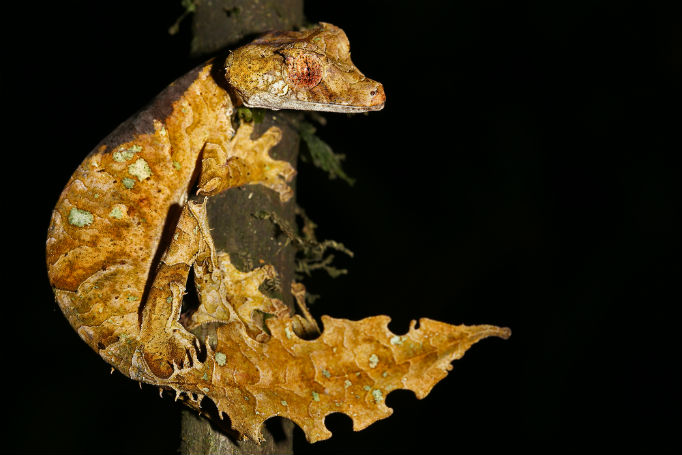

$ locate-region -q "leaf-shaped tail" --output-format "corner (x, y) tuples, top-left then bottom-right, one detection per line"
(203, 315), (510, 443)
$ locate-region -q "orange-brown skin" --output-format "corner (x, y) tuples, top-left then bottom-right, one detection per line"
(46, 23), (509, 443)
(47, 64), (232, 346)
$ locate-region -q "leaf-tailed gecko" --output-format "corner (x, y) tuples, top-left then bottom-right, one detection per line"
(46, 23), (509, 443)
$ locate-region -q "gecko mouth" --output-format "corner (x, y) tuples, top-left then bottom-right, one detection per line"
(281, 100), (384, 113)
(243, 84), (386, 114)
(247, 100), (384, 113)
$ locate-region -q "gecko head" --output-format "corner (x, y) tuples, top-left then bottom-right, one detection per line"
(225, 23), (385, 113)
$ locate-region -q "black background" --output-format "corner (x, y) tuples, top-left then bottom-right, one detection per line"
(3, 0), (680, 453)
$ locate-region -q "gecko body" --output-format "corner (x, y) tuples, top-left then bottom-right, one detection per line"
(47, 23), (384, 382)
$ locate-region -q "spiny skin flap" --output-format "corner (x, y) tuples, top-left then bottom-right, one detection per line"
(207, 314), (511, 443)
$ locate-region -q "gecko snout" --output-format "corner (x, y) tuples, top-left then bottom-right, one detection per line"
(368, 84), (386, 110)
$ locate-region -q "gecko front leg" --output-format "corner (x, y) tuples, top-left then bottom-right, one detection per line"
(198, 121), (295, 202)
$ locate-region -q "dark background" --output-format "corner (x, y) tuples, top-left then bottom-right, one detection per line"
(3, 0), (680, 453)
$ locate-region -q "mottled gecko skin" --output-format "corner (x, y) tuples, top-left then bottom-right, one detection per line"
(46, 23), (509, 444)
(47, 63), (224, 342)
(46, 23), (384, 378)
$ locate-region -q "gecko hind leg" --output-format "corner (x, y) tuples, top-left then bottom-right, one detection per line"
(135, 121), (298, 379)
(137, 198), (216, 380)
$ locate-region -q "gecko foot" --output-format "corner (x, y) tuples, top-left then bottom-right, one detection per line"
(142, 333), (200, 379)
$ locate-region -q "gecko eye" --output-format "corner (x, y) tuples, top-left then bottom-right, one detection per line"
(285, 53), (323, 90)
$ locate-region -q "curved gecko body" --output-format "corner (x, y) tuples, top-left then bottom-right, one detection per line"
(47, 22), (384, 376)
(47, 63), (229, 353)
(47, 23), (509, 444)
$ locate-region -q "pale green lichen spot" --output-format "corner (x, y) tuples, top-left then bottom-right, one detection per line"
(368, 353), (379, 368)
(173, 160), (182, 170)
(284, 326), (294, 339)
(122, 177), (136, 189)
(322, 369), (331, 378)
(113, 151), (132, 162)
(113, 145), (142, 162)
(128, 158), (152, 181)
(68, 207), (94, 227)
(311, 391), (320, 402)
(215, 352), (227, 366)
(201, 373), (209, 381)
(363, 385), (371, 391)
(201, 387), (209, 393)
(372, 389), (383, 403)
(109, 205), (126, 219)
(344, 379), (352, 389)
(113, 151), (127, 162)
(390, 335), (404, 345)
(281, 400), (288, 407)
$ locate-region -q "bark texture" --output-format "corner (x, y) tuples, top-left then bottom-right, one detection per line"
(181, 411), (296, 455)
(180, 1), (304, 453)
(190, 0), (304, 57)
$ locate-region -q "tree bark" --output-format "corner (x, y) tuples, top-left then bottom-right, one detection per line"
(189, 0), (304, 57)
(179, 1), (304, 454)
